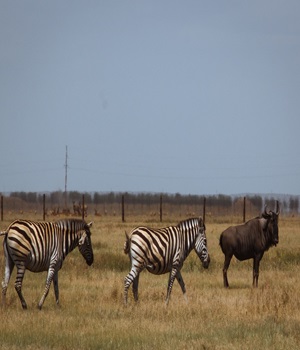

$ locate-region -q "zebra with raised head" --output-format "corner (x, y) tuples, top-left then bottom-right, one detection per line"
(123, 217), (210, 305)
(1, 218), (94, 310)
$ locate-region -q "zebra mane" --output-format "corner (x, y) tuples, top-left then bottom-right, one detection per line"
(177, 217), (202, 231)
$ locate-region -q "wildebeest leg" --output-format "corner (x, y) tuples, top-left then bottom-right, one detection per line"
(223, 253), (233, 288)
(175, 271), (187, 301)
(132, 274), (140, 302)
(253, 255), (262, 287)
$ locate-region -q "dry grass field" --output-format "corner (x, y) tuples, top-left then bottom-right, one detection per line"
(0, 213), (299, 349)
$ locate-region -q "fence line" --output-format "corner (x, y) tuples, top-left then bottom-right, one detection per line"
(0, 193), (285, 223)
(118, 194), (267, 223)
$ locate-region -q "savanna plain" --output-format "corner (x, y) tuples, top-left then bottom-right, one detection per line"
(0, 212), (299, 350)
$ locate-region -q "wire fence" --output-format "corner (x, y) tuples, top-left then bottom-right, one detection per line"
(0, 192), (290, 224)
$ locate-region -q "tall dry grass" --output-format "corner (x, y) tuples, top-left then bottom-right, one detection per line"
(0, 214), (299, 349)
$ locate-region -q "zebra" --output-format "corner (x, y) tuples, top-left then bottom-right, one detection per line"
(0, 218), (94, 310)
(123, 217), (210, 305)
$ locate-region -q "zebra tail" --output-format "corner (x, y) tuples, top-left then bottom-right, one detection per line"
(123, 231), (130, 255)
(0, 230), (8, 237)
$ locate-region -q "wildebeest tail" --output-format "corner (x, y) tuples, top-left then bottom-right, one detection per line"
(219, 233), (223, 248)
(123, 231), (130, 255)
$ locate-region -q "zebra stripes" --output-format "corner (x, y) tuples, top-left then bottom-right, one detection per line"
(1, 219), (93, 309)
(124, 217), (210, 305)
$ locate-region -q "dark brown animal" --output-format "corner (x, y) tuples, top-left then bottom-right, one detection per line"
(219, 206), (279, 288)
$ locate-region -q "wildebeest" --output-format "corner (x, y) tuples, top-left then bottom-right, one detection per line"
(219, 205), (279, 288)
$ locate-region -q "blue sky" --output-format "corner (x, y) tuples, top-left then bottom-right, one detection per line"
(0, 1), (299, 195)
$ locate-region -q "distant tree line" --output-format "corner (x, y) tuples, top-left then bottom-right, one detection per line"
(3, 191), (298, 213)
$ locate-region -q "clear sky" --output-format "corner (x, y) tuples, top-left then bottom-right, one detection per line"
(0, 1), (299, 195)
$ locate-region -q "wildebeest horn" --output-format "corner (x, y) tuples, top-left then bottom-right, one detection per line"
(263, 205), (273, 217)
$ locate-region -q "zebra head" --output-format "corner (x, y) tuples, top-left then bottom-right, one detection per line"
(78, 221), (94, 266)
(194, 219), (210, 269)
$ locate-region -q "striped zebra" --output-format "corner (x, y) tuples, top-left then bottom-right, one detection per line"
(123, 217), (210, 305)
(1, 219), (94, 310)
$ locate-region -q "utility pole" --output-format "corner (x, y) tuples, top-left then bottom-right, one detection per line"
(64, 145), (68, 209)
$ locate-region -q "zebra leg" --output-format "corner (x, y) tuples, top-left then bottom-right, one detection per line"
(124, 266), (143, 305)
(14, 264), (27, 310)
(175, 271), (187, 301)
(166, 268), (178, 305)
(38, 267), (56, 310)
(53, 271), (59, 306)
(132, 274), (140, 302)
(2, 244), (15, 307)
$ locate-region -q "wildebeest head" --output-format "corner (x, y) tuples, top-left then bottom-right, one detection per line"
(194, 219), (210, 269)
(78, 221), (94, 266)
(262, 205), (279, 246)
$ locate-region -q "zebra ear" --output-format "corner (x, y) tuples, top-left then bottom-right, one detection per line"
(87, 222), (93, 228)
(79, 232), (87, 245)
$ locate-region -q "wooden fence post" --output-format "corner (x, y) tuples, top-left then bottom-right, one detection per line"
(1, 195), (3, 221)
(243, 196), (246, 223)
(122, 194), (125, 222)
(203, 197), (206, 223)
(276, 200), (280, 223)
(82, 194), (85, 220)
(160, 194), (163, 222)
(43, 194), (46, 221)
